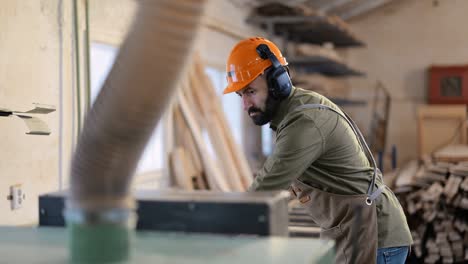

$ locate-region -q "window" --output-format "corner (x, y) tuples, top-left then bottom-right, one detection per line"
(205, 66), (274, 156)
(205, 67), (243, 146)
(262, 126), (273, 155)
(440, 76), (462, 97)
(90, 42), (164, 176)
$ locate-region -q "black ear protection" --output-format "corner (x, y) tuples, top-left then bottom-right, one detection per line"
(256, 44), (292, 100)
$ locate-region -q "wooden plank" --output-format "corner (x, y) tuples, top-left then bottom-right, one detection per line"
(177, 90), (231, 191)
(188, 62), (245, 191)
(461, 177), (468, 192)
(162, 101), (175, 188)
(169, 147), (194, 190)
(382, 169), (398, 189)
(173, 104), (207, 190)
(193, 56), (253, 188)
(421, 182), (444, 202)
(180, 66), (223, 188)
(215, 107), (253, 189)
(434, 144), (468, 163)
(173, 94), (204, 174)
(418, 105), (467, 158)
(181, 76), (206, 127)
(395, 160), (419, 187)
(443, 175), (462, 201)
(183, 130), (208, 190)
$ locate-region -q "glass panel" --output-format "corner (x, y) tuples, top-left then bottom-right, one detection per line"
(205, 67), (243, 146)
(440, 76), (462, 97)
(90, 43), (118, 104)
(262, 126), (273, 156)
(136, 124), (163, 173)
(90, 42), (164, 174)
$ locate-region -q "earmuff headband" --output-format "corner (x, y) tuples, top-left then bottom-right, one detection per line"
(256, 44), (282, 69)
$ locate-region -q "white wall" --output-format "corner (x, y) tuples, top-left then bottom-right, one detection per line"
(346, 0), (468, 165)
(89, 0), (263, 67)
(0, 0), (75, 225)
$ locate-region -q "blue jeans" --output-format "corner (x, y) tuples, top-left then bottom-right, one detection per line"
(376, 246), (409, 264)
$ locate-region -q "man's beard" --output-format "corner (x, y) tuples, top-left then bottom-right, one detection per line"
(247, 93), (281, 126)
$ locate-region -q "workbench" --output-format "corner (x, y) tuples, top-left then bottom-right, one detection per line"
(0, 226), (334, 263)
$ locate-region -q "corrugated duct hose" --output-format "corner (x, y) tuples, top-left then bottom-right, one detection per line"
(65, 1), (206, 263)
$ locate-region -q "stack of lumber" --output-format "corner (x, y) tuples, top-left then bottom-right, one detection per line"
(165, 55), (252, 192)
(257, 2), (360, 41)
(394, 146), (468, 263)
(292, 73), (349, 98)
(294, 43), (343, 62)
(248, 2), (364, 47)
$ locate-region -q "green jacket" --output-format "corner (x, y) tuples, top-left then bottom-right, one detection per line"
(249, 86), (413, 248)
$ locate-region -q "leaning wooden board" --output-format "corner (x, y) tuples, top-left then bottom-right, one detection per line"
(417, 105), (467, 158)
(177, 90), (230, 191)
(193, 56), (253, 188)
(433, 144), (468, 162)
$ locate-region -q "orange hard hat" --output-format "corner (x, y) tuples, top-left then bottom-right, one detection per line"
(223, 37), (288, 94)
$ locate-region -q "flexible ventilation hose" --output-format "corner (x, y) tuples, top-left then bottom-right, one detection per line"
(65, 1), (206, 262)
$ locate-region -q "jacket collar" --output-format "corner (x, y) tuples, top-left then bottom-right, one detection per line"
(269, 86), (296, 131)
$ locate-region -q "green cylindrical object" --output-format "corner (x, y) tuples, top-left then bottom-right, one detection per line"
(68, 222), (132, 263)
(65, 208), (136, 263)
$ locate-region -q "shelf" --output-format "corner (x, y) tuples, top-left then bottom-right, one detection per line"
(247, 3), (365, 47)
(289, 56), (365, 77)
(248, 16), (365, 47)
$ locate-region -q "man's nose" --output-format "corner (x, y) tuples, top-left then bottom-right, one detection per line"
(242, 96), (252, 112)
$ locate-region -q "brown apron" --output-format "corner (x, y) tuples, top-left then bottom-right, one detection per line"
(288, 104), (385, 264)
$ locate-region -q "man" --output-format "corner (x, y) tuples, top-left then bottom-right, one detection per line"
(223, 37), (412, 264)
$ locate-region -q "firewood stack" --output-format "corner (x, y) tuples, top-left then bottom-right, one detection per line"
(164, 54), (253, 192)
(394, 145), (468, 263)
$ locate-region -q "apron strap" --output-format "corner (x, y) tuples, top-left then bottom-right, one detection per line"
(291, 104), (383, 205)
(366, 185), (385, 205)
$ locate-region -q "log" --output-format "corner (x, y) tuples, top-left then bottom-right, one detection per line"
(443, 175), (462, 201)
(396, 158), (468, 263)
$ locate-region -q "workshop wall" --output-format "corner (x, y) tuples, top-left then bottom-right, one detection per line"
(0, 0), (75, 225)
(346, 0), (468, 165)
(89, 0), (263, 69)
